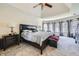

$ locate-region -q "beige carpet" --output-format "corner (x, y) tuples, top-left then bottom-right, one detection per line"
(0, 36), (79, 56)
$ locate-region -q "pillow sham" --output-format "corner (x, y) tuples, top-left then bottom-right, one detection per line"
(32, 29), (38, 32)
(23, 30), (32, 32)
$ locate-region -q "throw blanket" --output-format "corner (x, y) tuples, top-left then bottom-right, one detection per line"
(21, 31), (53, 46)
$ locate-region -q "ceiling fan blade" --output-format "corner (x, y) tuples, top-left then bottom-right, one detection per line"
(33, 3), (41, 8)
(45, 3), (52, 8)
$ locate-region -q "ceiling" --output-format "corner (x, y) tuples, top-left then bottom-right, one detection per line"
(7, 3), (71, 18)
(41, 3), (70, 17)
(9, 3), (41, 17)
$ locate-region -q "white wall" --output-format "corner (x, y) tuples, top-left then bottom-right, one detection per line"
(0, 4), (39, 37)
(71, 3), (79, 15)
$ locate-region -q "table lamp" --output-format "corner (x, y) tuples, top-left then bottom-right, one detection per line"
(9, 24), (15, 35)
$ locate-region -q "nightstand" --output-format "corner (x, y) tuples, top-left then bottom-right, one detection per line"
(2, 34), (20, 51)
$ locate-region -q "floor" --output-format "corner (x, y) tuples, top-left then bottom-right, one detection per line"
(0, 36), (79, 56)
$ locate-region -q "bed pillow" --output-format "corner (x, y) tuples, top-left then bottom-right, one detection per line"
(23, 30), (32, 32)
(22, 30), (32, 37)
(32, 29), (38, 32)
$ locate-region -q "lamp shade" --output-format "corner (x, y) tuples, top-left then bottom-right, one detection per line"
(8, 23), (17, 35)
(8, 23), (16, 28)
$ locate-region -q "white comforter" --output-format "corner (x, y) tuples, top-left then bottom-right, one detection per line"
(21, 31), (53, 46)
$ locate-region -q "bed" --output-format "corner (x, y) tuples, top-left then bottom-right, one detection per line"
(19, 24), (53, 54)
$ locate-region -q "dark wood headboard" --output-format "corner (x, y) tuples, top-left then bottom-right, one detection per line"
(19, 24), (37, 38)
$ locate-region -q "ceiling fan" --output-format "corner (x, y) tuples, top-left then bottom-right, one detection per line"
(33, 3), (52, 10)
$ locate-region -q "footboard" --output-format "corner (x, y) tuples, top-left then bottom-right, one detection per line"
(40, 39), (48, 54)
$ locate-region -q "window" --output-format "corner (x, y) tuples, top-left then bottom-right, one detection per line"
(49, 24), (53, 32)
(62, 22), (68, 36)
(55, 23), (59, 35)
(44, 23), (47, 32)
(42, 18), (79, 37)
(71, 20), (78, 36)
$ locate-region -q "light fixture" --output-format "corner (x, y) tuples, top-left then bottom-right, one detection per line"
(10, 26), (14, 34)
(8, 23), (16, 35)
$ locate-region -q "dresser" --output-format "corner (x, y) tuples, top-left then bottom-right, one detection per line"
(0, 38), (2, 49)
